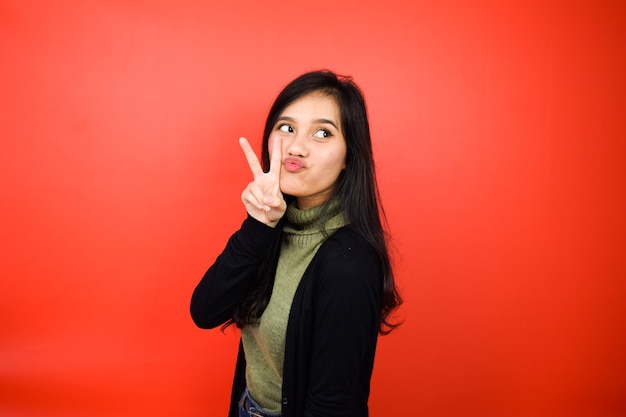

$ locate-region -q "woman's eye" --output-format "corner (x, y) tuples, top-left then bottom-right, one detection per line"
(278, 124), (293, 133)
(313, 129), (332, 139)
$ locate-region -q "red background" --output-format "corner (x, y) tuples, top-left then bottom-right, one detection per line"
(1, 1), (625, 416)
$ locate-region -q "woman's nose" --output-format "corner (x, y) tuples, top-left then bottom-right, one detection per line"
(285, 131), (308, 157)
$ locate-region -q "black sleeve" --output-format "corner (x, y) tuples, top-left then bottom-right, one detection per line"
(190, 216), (280, 329)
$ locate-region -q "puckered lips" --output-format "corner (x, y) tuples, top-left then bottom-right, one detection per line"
(283, 157), (305, 173)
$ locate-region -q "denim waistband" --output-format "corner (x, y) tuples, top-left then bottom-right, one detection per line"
(239, 388), (282, 417)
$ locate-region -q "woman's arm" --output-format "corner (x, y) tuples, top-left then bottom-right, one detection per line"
(191, 136), (287, 329)
(190, 216), (280, 329)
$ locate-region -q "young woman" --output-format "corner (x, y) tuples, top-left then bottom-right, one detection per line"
(190, 70), (401, 417)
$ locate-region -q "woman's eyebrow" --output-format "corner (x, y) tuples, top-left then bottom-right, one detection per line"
(314, 118), (339, 130)
(277, 116), (339, 130)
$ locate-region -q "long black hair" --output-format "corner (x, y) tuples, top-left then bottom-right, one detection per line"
(229, 70), (401, 335)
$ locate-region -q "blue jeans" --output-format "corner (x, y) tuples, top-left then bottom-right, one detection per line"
(238, 388), (282, 417)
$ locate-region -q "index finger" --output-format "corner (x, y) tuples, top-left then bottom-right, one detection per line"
(239, 137), (263, 179)
(268, 136), (282, 176)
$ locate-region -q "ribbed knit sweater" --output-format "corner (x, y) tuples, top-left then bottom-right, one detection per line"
(241, 200), (347, 411)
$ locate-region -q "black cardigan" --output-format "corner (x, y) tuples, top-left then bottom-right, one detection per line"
(190, 217), (382, 417)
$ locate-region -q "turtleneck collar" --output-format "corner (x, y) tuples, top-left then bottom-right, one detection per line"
(283, 198), (347, 235)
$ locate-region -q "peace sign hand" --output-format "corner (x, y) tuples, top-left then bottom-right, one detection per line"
(239, 136), (287, 228)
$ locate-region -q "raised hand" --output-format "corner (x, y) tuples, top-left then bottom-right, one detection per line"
(239, 136), (287, 227)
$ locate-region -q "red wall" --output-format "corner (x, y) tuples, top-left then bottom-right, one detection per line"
(1, 1), (624, 416)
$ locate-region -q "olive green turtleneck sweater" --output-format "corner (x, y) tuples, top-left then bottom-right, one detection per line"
(241, 200), (348, 411)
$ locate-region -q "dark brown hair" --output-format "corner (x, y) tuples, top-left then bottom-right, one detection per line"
(228, 70), (401, 334)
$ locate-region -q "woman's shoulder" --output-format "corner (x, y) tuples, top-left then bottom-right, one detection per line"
(314, 226), (381, 278)
(307, 226), (383, 303)
(323, 226), (376, 254)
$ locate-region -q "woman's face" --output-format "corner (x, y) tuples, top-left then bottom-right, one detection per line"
(269, 92), (347, 210)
